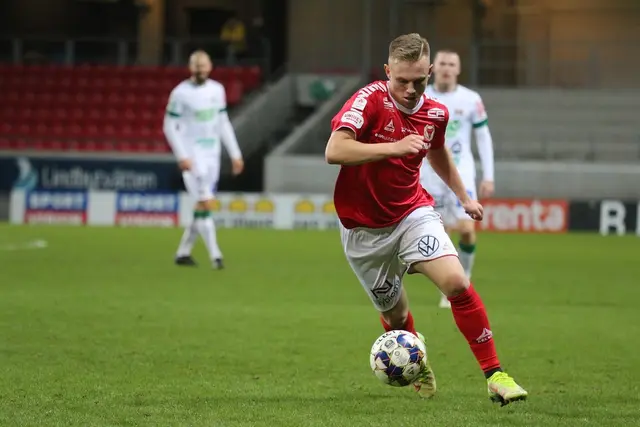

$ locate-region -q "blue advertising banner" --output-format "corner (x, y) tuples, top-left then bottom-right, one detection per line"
(115, 191), (179, 227)
(0, 155), (182, 192)
(24, 190), (88, 225)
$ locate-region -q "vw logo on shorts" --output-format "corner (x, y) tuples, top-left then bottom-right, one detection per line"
(418, 235), (440, 257)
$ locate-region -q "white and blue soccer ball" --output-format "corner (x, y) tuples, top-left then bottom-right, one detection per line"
(369, 330), (428, 387)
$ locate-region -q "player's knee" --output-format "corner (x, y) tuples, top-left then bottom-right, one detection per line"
(197, 200), (213, 211)
(441, 271), (470, 297)
(458, 224), (476, 244)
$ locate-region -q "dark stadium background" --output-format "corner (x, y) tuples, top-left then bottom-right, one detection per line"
(1, 1), (639, 426)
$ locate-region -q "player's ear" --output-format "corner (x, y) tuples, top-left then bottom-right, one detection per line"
(384, 64), (390, 80)
(427, 63), (433, 79)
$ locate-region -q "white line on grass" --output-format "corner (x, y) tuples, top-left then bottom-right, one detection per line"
(0, 239), (48, 251)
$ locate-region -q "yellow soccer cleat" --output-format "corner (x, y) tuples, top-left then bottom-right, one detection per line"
(487, 371), (528, 406)
(413, 332), (437, 398)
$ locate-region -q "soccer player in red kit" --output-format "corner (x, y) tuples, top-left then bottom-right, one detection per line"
(326, 33), (528, 405)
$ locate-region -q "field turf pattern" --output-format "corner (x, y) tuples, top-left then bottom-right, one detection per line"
(1, 225), (639, 427)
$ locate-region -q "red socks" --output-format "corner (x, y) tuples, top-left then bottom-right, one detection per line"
(448, 284), (501, 373)
(378, 288), (500, 376)
(380, 311), (417, 336)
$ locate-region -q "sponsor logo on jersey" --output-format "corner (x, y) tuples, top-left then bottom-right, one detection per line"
(427, 108), (446, 120)
(424, 124), (436, 141)
(417, 235), (440, 257)
(374, 133), (397, 142)
(480, 199), (568, 233)
(370, 277), (401, 310)
(24, 190), (87, 225)
(341, 111), (365, 129)
(115, 192), (178, 227)
(352, 97), (367, 111)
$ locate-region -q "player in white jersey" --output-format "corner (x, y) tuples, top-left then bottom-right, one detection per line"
(163, 50), (244, 269)
(419, 50), (495, 308)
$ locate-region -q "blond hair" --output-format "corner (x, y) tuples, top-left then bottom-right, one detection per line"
(388, 33), (430, 63)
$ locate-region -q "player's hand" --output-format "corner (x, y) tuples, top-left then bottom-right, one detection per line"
(178, 159), (192, 171)
(462, 199), (484, 221)
(479, 180), (495, 199)
(231, 158), (244, 176)
(393, 135), (426, 157)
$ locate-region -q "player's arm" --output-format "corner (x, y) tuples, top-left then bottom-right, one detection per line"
(217, 89), (244, 175)
(427, 147), (472, 205)
(325, 96), (418, 166)
(325, 129), (398, 166)
(426, 109), (472, 205)
(472, 95), (495, 197)
(163, 90), (190, 169)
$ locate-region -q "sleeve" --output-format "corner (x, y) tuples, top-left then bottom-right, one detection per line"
(427, 105), (450, 151)
(218, 87), (243, 160)
(330, 92), (377, 140)
(471, 93), (488, 128)
(163, 88), (189, 160)
(471, 93), (494, 181)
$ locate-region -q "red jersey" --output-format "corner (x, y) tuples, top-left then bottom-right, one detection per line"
(330, 80), (449, 229)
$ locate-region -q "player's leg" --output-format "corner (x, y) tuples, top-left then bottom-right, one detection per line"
(339, 224), (436, 398)
(454, 182), (479, 278)
(456, 218), (476, 277)
(195, 163), (224, 269)
(399, 207), (527, 405)
(437, 192), (459, 308)
(175, 171), (201, 265)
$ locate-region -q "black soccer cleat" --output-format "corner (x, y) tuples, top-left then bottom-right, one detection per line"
(213, 258), (224, 270)
(175, 255), (197, 266)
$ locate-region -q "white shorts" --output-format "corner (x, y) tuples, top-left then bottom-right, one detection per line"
(182, 162), (220, 202)
(420, 170), (477, 227)
(339, 206), (458, 312)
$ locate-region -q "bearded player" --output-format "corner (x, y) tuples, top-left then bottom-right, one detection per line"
(325, 33), (526, 405)
(163, 50), (244, 269)
(420, 50), (495, 309)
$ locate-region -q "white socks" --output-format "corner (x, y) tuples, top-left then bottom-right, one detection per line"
(196, 215), (223, 260)
(176, 211), (223, 260)
(176, 222), (198, 257)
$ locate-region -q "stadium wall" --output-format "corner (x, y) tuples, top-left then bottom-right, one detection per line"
(8, 190), (640, 236)
(263, 157), (640, 200)
(287, 0), (640, 88)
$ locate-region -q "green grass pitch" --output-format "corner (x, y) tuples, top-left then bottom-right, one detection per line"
(0, 225), (639, 426)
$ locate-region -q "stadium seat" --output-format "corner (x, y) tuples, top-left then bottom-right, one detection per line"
(0, 63), (262, 152)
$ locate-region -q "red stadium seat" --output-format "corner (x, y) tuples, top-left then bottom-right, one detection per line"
(0, 136), (11, 150)
(0, 63), (261, 152)
(226, 80), (243, 105)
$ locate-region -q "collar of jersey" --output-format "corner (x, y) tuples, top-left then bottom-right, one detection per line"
(386, 81), (424, 115)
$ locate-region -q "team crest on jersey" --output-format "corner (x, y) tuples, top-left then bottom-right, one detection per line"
(424, 124), (435, 141)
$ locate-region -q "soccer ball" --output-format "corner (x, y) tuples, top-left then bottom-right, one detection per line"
(369, 330), (427, 387)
